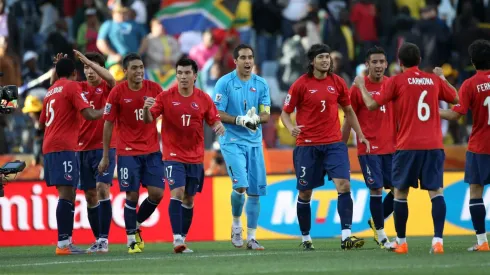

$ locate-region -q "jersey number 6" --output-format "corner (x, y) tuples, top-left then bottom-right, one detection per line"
(417, 90), (430, 122)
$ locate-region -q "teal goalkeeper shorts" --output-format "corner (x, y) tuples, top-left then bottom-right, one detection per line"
(220, 143), (267, 196)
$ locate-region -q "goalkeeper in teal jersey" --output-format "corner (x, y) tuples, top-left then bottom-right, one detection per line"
(212, 44), (271, 250)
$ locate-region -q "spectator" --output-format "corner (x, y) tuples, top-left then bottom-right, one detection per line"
(76, 8), (101, 53)
(46, 19), (75, 60)
(233, 0), (253, 45)
(96, 4), (147, 64)
(396, 0), (426, 19)
(279, 21), (308, 90)
(21, 51), (43, 87)
(350, 0), (379, 64)
(138, 19), (181, 71)
(188, 30), (219, 69)
(72, 0), (104, 38)
(0, 36), (21, 86)
(0, 0), (20, 57)
(389, 6), (421, 63)
(330, 8), (356, 76)
(130, 0), (147, 25)
(21, 94), (44, 165)
(39, 0), (60, 34)
(281, 0), (310, 39)
(252, 0), (285, 66)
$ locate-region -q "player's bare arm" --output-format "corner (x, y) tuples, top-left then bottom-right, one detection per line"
(81, 107), (103, 120)
(74, 50), (116, 89)
(439, 109), (462, 121)
(98, 120), (114, 174)
(280, 110), (302, 137)
(341, 119), (351, 144)
(143, 97), (156, 123)
(355, 76), (380, 111)
(217, 111), (238, 124)
(212, 121), (226, 136)
(342, 105), (370, 153)
(50, 53), (67, 85)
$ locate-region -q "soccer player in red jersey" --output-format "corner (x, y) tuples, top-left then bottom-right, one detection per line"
(440, 39), (490, 252)
(281, 44), (369, 250)
(98, 53), (164, 254)
(72, 50), (116, 253)
(143, 58), (225, 253)
(342, 46), (395, 249)
(358, 42), (459, 254)
(40, 58), (103, 255)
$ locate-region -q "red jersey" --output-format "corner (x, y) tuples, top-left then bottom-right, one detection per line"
(150, 87), (220, 163)
(350, 76), (395, 155)
(40, 79), (90, 154)
(283, 74), (351, 146)
(104, 80), (162, 156)
(77, 81), (117, 151)
(452, 71), (490, 154)
(375, 67), (458, 150)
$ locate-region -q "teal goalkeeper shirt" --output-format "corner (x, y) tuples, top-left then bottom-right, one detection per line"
(213, 70), (271, 147)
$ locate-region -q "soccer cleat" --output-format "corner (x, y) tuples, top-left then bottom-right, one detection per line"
(367, 218), (379, 245)
(97, 240), (109, 253)
(135, 229), (145, 251)
(86, 241), (99, 253)
(430, 242), (444, 254)
(379, 238), (395, 249)
(56, 244), (87, 255)
(173, 238), (187, 253)
(300, 241), (315, 251)
(128, 242), (142, 254)
(246, 239), (265, 250)
(182, 248), (194, 253)
(341, 236), (365, 250)
(390, 242), (408, 254)
(231, 226), (244, 248)
(467, 242), (489, 252)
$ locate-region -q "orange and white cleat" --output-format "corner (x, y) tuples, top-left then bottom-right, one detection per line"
(56, 244), (87, 255)
(467, 242), (489, 252)
(430, 242), (444, 254)
(390, 242), (408, 254)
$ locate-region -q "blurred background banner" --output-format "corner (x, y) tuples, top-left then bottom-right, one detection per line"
(1, 173), (487, 246)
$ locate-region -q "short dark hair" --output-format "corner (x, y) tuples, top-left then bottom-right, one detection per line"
(56, 58), (76, 78)
(307, 44), (333, 77)
(398, 43), (421, 68)
(469, 39), (490, 70)
(365, 46), (386, 61)
(176, 57), (198, 74)
(233, 44), (254, 59)
(122, 53), (143, 69)
(85, 52), (106, 67)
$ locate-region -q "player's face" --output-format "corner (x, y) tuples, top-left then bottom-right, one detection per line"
(312, 53), (331, 73)
(124, 59), (144, 84)
(84, 64), (101, 84)
(176, 65), (196, 89)
(366, 53), (387, 79)
(234, 48), (255, 77)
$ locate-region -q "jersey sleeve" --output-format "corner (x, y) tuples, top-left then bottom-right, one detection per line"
(150, 92), (165, 119)
(438, 78), (458, 104)
(39, 101), (46, 124)
(204, 93), (221, 126)
(283, 78), (302, 113)
(212, 77), (229, 112)
(97, 21), (110, 40)
(103, 87), (119, 122)
(259, 81), (272, 114)
(336, 76), (351, 107)
(349, 86), (360, 112)
(452, 81), (470, 115)
(68, 82), (91, 111)
(376, 77), (396, 106)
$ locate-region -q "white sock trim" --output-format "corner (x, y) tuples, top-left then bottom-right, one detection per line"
(99, 198), (111, 202)
(182, 204), (194, 209)
(170, 198), (183, 202)
(88, 202), (100, 209)
(124, 203), (137, 210)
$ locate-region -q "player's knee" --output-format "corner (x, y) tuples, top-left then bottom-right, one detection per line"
(96, 183), (111, 200)
(369, 188), (383, 196)
(334, 179), (351, 193)
(170, 187), (185, 201)
(57, 186), (76, 202)
(234, 187), (246, 194)
(469, 184), (484, 199)
(428, 188), (444, 199)
(126, 191), (139, 202)
(394, 188), (409, 199)
(84, 189), (98, 207)
(298, 190), (312, 201)
(182, 194), (194, 208)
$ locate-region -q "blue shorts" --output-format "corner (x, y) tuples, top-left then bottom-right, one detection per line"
(78, 148), (116, 190)
(221, 144), (267, 196)
(117, 152), (165, 192)
(392, 150), (445, 191)
(44, 151), (79, 188)
(358, 154), (393, 190)
(293, 142), (350, 191)
(465, 151), (490, 186)
(163, 161), (204, 196)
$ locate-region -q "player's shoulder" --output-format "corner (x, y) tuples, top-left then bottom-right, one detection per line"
(112, 80), (128, 91)
(252, 74), (268, 86)
(291, 74), (309, 86)
(216, 71), (237, 87)
(144, 79), (163, 90)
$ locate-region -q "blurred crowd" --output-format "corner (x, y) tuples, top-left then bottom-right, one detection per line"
(0, 0), (488, 167)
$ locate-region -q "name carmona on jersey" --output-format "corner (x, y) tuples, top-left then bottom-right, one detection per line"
(407, 78), (435, 85)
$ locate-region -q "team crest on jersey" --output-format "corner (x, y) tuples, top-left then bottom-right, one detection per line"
(167, 178), (175, 185)
(250, 87), (256, 92)
(95, 88), (103, 94)
(299, 179), (308, 186)
(121, 180), (129, 187)
(284, 94), (291, 106)
(367, 177), (375, 184)
(104, 103), (112, 115)
(215, 94), (222, 102)
(233, 178), (238, 184)
(64, 173), (73, 181)
(191, 102), (199, 110)
(80, 93), (89, 103)
(327, 86), (336, 94)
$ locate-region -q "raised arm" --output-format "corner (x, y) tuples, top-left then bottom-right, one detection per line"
(74, 50), (116, 88)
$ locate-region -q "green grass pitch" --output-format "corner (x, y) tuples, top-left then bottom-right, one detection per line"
(1, 236), (488, 275)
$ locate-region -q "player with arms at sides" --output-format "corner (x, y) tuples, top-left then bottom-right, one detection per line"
(74, 50), (116, 253)
(341, 46), (395, 249)
(281, 43), (369, 251)
(358, 42), (458, 254)
(98, 53), (165, 254)
(41, 57), (103, 255)
(439, 39), (490, 252)
(213, 44), (271, 250)
(143, 58), (225, 253)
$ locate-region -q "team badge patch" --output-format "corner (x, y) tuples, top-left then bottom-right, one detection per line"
(95, 88), (103, 94)
(327, 86), (336, 94)
(299, 179), (308, 186)
(284, 94), (291, 106)
(103, 103), (112, 115)
(191, 102), (199, 110)
(215, 94), (222, 102)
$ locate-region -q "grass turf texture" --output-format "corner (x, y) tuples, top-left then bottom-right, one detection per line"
(0, 236), (488, 275)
